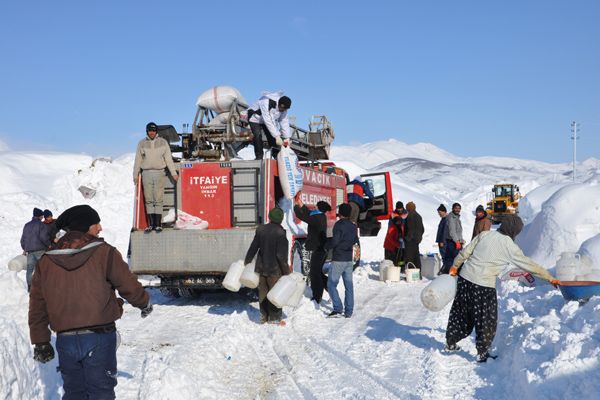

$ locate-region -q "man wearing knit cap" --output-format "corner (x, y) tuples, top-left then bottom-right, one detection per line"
(245, 207), (291, 325)
(20, 207), (51, 291)
(294, 194), (331, 304)
(29, 204), (152, 399)
(133, 122), (179, 233)
(404, 202), (424, 270)
(325, 203), (359, 318)
(472, 205), (492, 239)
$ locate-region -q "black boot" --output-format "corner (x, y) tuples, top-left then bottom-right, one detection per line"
(144, 214), (154, 233)
(154, 214), (163, 232)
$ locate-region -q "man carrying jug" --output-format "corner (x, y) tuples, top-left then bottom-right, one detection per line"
(244, 207), (291, 325)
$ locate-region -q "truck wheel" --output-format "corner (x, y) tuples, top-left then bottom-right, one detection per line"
(159, 287), (180, 298)
(178, 288), (199, 298)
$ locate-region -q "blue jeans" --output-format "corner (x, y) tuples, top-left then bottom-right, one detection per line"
(327, 261), (354, 316)
(56, 331), (118, 400)
(26, 250), (45, 292)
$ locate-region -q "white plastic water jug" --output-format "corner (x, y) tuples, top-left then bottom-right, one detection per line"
(286, 273), (307, 307)
(379, 260), (394, 281)
(267, 274), (297, 308)
(240, 261), (259, 289)
(222, 260), (245, 292)
(405, 262), (421, 283)
(421, 254), (441, 280)
(420, 274), (457, 312)
(7, 254), (27, 272)
(387, 266), (401, 282)
(556, 252), (580, 282)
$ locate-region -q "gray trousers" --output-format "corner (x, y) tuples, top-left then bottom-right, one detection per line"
(142, 169), (166, 214)
(26, 250), (45, 291)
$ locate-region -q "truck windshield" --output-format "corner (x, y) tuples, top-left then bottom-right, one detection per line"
(494, 185), (512, 197)
(365, 175), (387, 197)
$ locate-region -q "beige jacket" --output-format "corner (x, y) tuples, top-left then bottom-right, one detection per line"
(454, 230), (554, 288)
(133, 136), (178, 181)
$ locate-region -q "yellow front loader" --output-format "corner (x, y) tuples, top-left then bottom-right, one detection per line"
(486, 184), (521, 224)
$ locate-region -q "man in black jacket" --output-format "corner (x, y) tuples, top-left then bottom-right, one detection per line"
(294, 196), (331, 304)
(20, 208), (51, 291)
(325, 203), (359, 318)
(404, 202), (424, 270)
(244, 208), (291, 325)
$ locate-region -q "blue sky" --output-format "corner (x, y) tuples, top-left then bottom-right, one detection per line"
(1, 1), (598, 163)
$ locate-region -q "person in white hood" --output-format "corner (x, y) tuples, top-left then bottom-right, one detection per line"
(247, 91), (292, 160)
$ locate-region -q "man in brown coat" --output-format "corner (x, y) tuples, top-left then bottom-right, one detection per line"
(472, 205), (492, 239)
(244, 207), (291, 325)
(29, 204), (152, 399)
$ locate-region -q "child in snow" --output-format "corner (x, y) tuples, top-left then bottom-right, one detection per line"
(444, 215), (558, 362)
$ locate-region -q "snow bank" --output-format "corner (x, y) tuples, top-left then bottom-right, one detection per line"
(517, 182), (600, 266)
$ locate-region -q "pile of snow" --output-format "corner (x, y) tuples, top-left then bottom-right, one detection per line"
(518, 182), (600, 266)
(1, 141), (600, 399)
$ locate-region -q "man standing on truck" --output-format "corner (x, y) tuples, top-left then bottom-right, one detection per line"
(247, 92), (292, 160)
(244, 207), (291, 325)
(133, 122), (179, 233)
(293, 195), (331, 304)
(28, 204), (153, 399)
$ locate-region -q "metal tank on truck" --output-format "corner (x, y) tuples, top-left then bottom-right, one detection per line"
(128, 86), (394, 296)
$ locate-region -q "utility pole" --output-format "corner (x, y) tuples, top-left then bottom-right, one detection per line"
(571, 121), (579, 182)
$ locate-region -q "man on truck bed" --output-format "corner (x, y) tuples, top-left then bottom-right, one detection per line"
(133, 122), (179, 233)
(247, 91), (292, 160)
(244, 207), (291, 325)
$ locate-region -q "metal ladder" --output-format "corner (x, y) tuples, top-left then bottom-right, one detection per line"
(231, 166), (261, 226)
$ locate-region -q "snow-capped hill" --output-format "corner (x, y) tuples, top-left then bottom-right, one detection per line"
(331, 139), (459, 169)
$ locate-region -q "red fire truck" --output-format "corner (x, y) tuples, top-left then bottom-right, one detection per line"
(128, 102), (393, 295)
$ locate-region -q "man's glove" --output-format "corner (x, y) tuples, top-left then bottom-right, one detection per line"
(449, 266), (459, 276)
(455, 241), (462, 250)
(140, 303), (153, 318)
(33, 343), (55, 363)
(275, 136), (283, 147)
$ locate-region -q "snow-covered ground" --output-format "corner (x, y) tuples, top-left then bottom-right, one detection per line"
(1, 139), (600, 399)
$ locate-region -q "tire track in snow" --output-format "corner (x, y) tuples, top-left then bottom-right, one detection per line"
(268, 285), (419, 399)
(272, 334), (412, 399)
